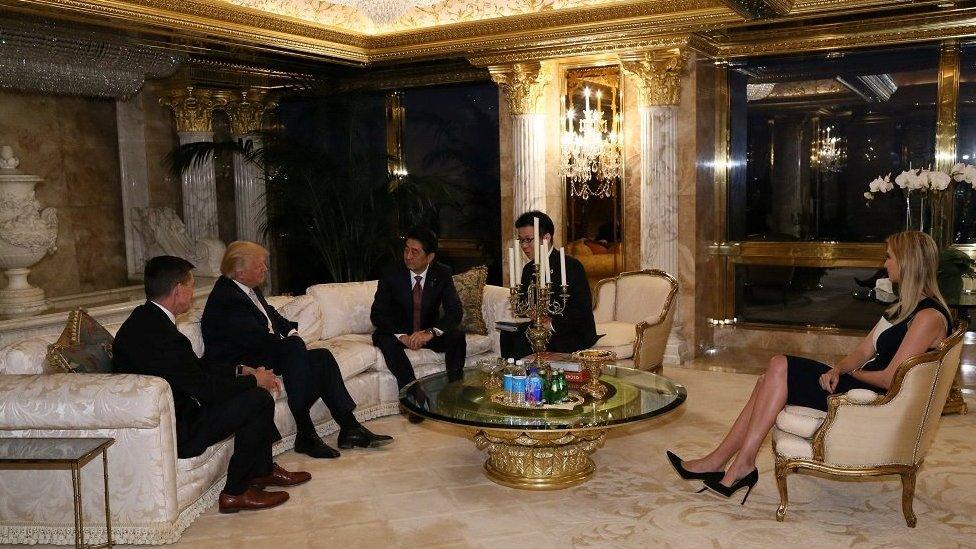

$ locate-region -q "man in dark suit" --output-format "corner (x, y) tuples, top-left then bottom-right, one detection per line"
(201, 241), (392, 459)
(501, 210), (600, 359)
(113, 256), (310, 514)
(371, 227), (465, 422)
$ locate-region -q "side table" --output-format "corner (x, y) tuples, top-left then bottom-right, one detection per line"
(0, 437), (115, 548)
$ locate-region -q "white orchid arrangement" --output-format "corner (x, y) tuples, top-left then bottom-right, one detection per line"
(864, 163), (976, 201)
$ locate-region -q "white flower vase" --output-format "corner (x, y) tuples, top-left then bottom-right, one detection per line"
(0, 145), (58, 316)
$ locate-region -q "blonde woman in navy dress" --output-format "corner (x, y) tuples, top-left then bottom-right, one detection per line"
(666, 230), (953, 503)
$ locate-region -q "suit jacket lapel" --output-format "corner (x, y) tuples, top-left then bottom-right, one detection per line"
(225, 276), (269, 326)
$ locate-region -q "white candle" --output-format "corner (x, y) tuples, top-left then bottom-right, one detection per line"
(533, 217), (540, 270)
(509, 247), (516, 287)
(560, 247), (567, 286)
(584, 87), (590, 111)
(542, 242), (549, 284)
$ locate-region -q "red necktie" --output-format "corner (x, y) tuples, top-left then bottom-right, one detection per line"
(412, 275), (423, 332)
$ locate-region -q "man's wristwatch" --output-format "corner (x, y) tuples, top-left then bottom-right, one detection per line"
(426, 328), (436, 336)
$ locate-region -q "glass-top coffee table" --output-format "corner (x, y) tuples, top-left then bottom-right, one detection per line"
(400, 364), (686, 490)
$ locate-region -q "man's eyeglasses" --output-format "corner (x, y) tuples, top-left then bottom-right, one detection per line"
(517, 237), (535, 245)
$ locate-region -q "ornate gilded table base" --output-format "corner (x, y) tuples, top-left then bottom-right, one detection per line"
(473, 429), (607, 490)
(943, 385), (968, 415)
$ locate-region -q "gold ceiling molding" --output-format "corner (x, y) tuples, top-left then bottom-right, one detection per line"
(488, 62), (551, 115)
(720, 0), (794, 19)
(3, 0), (973, 66)
(619, 48), (692, 107)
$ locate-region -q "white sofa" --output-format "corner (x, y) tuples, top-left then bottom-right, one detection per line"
(0, 281), (512, 546)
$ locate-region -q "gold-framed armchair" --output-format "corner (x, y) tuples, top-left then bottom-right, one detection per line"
(771, 321), (967, 527)
(591, 269), (678, 373)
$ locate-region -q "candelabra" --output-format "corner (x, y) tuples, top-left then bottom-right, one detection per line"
(509, 261), (570, 375)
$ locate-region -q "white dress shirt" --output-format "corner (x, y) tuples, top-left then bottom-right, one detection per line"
(396, 266), (442, 339)
(232, 279), (298, 337)
(151, 300), (176, 324)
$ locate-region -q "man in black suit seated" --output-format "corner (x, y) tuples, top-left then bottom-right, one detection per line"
(113, 256), (310, 514)
(201, 241), (392, 459)
(370, 227), (465, 423)
(501, 210), (600, 359)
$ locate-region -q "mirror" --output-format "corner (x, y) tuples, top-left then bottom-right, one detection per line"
(562, 66), (624, 286)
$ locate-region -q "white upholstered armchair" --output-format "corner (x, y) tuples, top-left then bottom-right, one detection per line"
(771, 321), (967, 527)
(591, 269), (678, 373)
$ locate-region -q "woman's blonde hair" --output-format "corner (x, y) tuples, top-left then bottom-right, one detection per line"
(885, 230), (948, 324)
(220, 241), (268, 277)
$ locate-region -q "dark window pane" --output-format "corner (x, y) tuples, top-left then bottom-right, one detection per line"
(733, 46), (939, 242)
(734, 265), (889, 330)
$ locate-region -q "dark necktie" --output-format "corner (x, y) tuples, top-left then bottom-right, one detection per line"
(412, 275), (423, 332)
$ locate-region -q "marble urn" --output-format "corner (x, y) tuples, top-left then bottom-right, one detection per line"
(0, 145), (58, 316)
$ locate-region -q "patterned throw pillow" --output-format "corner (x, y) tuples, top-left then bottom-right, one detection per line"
(453, 265), (488, 335)
(46, 309), (114, 373)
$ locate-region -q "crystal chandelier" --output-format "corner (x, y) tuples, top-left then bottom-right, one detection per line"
(328, 0), (444, 26)
(811, 124), (846, 173)
(559, 87), (622, 199)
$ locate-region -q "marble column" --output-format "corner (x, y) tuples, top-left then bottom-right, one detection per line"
(621, 49), (690, 364)
(225, 89), (276, 244)
(159, 86), (226, 241)
(489, 62), (550, 216)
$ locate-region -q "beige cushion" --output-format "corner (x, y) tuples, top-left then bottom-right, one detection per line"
(307, 334), (378, 380)
(775, 405), (827, 439)
(307, 281), (378, 339)
(595, 321), (635, 347)
(847, 388), (879, 404)
(773, 427), (814, 459)
(0, 337), (54, 374)
(275, 294), (325, 345)
(454, 266), (488, 335)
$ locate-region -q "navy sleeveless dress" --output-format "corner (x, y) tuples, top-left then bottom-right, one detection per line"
(785, 297), (952, 412)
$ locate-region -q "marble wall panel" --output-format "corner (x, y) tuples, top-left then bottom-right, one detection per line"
(498, 87), (515, 286)
(141, 81), (182, 212)
(713, 325), (863, 357)
(694, 60), (721, 355)
(0, 90), (129, 297)
(543, 62), (564, 247)
(622, 76), (641, 273)
(676, 58), (698, 347)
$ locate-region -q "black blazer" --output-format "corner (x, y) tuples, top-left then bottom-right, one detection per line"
(112, 302), (256, 447)
(371, 261), (462, 336)
(519, 250), (599, 352)
(201, 275), (298, 374)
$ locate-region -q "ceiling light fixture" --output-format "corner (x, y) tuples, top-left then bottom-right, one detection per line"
(327, 0), (444, 26)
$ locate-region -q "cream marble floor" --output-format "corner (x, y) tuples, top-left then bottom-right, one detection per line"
(28, 363), (976, 549)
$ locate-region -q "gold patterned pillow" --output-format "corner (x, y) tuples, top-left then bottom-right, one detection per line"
(453, 265), (488, 335)
(46, 309), (114, 374)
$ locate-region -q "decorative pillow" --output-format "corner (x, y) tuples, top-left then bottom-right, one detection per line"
(46, 309), (114, 373)
(453, 265), (488, 335)
(276, 294), (325, 345)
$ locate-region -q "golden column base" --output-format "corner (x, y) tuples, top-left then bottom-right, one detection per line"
(473, 429), (607, 490)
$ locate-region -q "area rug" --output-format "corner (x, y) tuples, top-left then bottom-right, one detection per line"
(106, 367), (975, 548)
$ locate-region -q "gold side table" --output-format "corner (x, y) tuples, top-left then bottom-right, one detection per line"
(0, 437), (115, 548)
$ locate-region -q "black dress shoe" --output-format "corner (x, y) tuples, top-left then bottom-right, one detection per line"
(294, 433), (340, 459)
(337, 425), (394, 449)
(703, 468), (759, 505)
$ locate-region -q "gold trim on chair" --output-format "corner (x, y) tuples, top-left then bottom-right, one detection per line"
(773, 321), (967, 528)
(593, 269), (679, 373)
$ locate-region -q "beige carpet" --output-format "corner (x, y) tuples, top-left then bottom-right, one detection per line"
(85, 368), (976, 548)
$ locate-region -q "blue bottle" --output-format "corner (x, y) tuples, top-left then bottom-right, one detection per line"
(525, 368), (542, 405)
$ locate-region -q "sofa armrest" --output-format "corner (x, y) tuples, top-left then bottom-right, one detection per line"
(482, 285), (515, 356)
(0, 373), (185, 537)
(0, 373), (170, 430)
(633, 304), (675, 372)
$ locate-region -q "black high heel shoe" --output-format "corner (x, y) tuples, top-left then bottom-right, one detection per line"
(703, 468), (759, 505)
(666, 451), (724, 482)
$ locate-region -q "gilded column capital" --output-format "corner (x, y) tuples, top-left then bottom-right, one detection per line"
(620, 49), (690, 107)
(159, 86), (227, 133)
(223, 88), (278, 136)
(488, 62), (550, 115)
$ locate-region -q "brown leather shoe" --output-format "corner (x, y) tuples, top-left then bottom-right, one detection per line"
(218, 487), (289, 514)
(250, 464), (312, 488)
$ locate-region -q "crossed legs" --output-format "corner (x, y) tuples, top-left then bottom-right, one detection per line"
(683, 354), (789, 486)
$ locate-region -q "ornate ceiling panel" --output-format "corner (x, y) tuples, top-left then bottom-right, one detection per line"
(223, 0), (627, 35)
